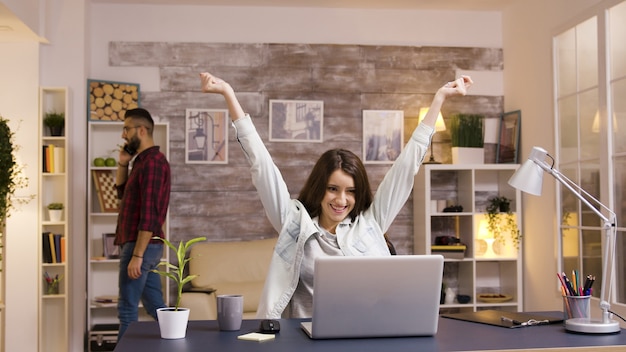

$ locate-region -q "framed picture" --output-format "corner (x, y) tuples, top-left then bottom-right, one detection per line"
(92, 170), (118, 213)
(185, 108), (229, 164)
(87, 79), (140, 121)
(496, 110), (521, 164)
(362, 110), (404, 164)
(102, 233), (119, 259)
(269, 100), (323, 142)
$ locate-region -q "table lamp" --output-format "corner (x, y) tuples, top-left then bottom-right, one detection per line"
(508, 146), (620, 334)
(418, 107), (446, 164)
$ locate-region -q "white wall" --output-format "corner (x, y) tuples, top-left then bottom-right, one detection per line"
(0, 41), (40, 352)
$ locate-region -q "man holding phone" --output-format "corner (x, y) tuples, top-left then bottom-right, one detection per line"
(115, 107), (171, 339)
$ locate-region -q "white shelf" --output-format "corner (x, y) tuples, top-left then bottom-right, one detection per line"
(39, 86), (69, 352)
(414, 164), (523, 312)
(86, 119), (170, 348)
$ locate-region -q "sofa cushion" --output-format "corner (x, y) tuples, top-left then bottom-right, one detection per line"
(188, 238), (276, 312)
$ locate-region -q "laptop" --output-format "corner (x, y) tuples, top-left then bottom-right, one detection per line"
(300, 255), (444, 339)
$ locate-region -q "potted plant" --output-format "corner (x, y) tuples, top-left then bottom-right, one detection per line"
(152, 235), (207, 339)
(449, 113), (484, 164)
(43, 111), (65, 136)
(485, 196), (521, 250)
(47, 203), (64, 222)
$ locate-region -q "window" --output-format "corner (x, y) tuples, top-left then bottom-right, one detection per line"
(554, 0), (626, 305)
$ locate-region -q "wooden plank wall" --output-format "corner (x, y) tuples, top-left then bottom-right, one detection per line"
(108, 42), (503, 255)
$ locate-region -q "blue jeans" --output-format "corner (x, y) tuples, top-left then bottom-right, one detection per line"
(117, 242), (166, 339)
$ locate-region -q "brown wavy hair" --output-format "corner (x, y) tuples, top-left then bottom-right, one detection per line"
(297, 149), (373, 221)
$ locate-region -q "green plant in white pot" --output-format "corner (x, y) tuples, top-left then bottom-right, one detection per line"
(47, 202), (64, 222)
(449, 113), (484, 164)
(152, 235), (206, 339)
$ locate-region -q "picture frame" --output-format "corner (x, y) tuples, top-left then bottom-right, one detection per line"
(362, 110), (404, 164)
(102, 233), (119, 259)
(269, 100), (324, 142)
(92, 170), (118, 213)
(185, 108), (229, 164)
(87, 79), (140, 121)
(496, 110), (521, 164)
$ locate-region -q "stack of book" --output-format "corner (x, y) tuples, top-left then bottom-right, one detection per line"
(42, 144), (65, 173)
(42, 232), (65, 263)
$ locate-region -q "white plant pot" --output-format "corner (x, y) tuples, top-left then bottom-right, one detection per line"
(156, 307), (190, 339)
(48, 209), (63, 222)
(451, 147), (484, 164)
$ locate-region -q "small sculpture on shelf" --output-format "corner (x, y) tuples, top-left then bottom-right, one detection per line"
(485, 196), (521, 249)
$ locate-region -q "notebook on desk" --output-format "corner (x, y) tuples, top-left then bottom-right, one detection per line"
(300, 255), (444, 339)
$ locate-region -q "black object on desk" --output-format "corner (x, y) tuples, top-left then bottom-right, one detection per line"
(441, 309), (564, 328)
(114, 313), (626, 352)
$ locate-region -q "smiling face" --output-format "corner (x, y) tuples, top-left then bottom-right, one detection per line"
(318, 169), (356, 234)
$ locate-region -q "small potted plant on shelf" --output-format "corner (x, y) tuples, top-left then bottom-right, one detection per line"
(485, 196), (521, 249)
(43, 111), (65, 136)
(151, 235), (207, 339)
(47, 202), (64, 222)
(449, 113), (484, 164)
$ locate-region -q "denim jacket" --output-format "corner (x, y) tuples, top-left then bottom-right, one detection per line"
(233, 115), (433, 319)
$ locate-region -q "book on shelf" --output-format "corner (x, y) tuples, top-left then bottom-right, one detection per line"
(42, 232), (53, 263)
(54, 234), (62, 263)
(93, 295), (118, 307)
(53, 146), (65, 173)
(60, 236), (66, 263)
(431, 244), (467, 259)
(49, 232), (57, 263)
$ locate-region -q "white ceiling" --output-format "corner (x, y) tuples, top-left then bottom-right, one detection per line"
(91, 0), (514, 11)
(0, 0), (514, 42)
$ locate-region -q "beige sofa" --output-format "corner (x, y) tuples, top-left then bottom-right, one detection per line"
(179, 237), (276, 320)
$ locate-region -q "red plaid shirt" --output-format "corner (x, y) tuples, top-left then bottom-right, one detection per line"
(115, 146), (170, 245)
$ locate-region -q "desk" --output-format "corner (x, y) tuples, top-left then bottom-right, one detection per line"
(114, 312), (626, 352)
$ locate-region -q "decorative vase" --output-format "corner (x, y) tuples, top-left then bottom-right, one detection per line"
(48, 209), (63, 222)
(156, 307), (190, 339)
(451, 147), (485, 164)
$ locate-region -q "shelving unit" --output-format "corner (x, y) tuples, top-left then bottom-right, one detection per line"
(414, 164), (523, 313)
(86, 120), (170, 351)
(39, 87), (69, 352)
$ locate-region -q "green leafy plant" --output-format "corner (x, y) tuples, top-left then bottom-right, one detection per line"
(47, 202), (64, 210)
(152, 236), (207, 310)
(0, 116), (31, 228)
(43, 111), (65, 128)
(450, 114), (484, 148)
(485, 196), (521, 249)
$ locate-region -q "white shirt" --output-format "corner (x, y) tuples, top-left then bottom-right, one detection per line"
(232, 114), (433, 319)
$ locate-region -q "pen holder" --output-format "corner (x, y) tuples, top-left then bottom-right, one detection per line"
(46, 281), (60, 295)
(562, 295), (590, 320)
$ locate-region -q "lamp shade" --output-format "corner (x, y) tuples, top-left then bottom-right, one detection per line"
(418, 107), (446, 132)
(507, 147), (549, 196)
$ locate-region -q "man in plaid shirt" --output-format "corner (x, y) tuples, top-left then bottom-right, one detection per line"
(115, 108), (170, 339)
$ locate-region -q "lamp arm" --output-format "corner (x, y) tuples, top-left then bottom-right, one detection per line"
(543, 164), (616, 324)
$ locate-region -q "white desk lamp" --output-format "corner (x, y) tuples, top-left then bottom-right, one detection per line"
(508, 146), (620, 334)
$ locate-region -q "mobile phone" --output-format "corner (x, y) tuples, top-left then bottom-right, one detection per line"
(123, 143), (137, 156)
